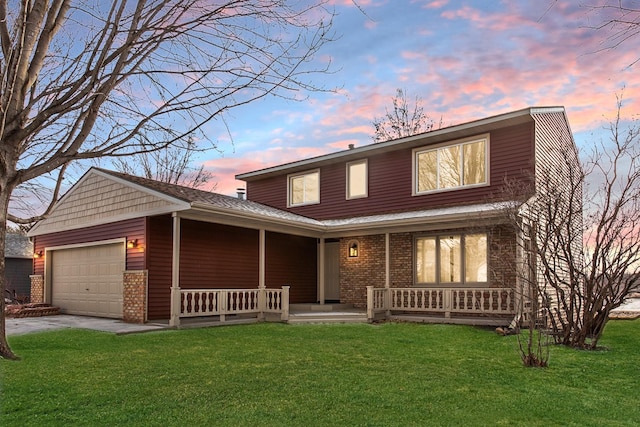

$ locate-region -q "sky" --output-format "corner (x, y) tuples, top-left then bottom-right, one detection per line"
(191, 0), (639, 196)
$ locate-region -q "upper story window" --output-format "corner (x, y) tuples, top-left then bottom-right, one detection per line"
(346, 160), (368, 199)
(413, 135), (488, 194)
(288, 170), (320, 207)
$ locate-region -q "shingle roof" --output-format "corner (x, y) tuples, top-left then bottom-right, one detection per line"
(95, 168), (324, 227)
(95, 168), (509, 233)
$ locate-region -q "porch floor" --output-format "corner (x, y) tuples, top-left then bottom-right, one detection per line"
(289, 303), (368, 324)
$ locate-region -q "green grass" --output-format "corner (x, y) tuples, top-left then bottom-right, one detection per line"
(2, 320), (639, 426)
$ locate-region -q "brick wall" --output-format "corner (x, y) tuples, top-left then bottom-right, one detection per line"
(338, 226), (517, 307)
(340, 235), (385, 308)
(123, 270), (148, 323)
(389, 233), (413, 287)
(29, 275), (44, 304)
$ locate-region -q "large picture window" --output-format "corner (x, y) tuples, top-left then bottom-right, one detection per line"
(414, 136), (488, 194)
(288, 170), (319, 206)
(415, 233), (487, 285)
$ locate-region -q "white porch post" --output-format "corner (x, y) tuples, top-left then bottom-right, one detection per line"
(385, 233), (391, 316)
(258, 229), (266, 319)
(318, 238), (325, 304)
(169, 213), (181, 327)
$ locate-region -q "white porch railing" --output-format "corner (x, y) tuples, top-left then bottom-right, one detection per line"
(367, 286), (515, 321)
(172, 286), (289, 326)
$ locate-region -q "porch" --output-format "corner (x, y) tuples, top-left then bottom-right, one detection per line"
(367, 286), (518, 326)
(167, 286), (517, 327)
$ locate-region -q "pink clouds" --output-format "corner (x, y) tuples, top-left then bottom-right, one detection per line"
(202, 146), (333, 196)
(195, 1), (640, 194)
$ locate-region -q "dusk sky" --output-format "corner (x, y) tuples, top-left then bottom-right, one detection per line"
(164, 1), (639, 195)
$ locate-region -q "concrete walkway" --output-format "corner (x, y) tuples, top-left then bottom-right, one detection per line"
(5, 315), (168, 336)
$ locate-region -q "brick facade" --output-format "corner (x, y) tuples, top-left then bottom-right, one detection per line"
(29, 275), (44, 304)
(338, 225), (518, 307)
(123, 270), (148, 323)
(389, 232), (413, 287)
(340, 235), (385, 308)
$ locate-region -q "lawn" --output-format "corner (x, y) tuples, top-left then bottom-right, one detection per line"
(1, 320), (639, 426)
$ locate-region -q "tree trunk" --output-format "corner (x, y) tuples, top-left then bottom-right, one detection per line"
(0, 182), (19, 360)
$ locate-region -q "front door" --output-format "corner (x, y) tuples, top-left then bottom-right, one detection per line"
(324, 242), (340, 301)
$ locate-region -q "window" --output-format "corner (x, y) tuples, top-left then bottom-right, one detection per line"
(415, 233), (487, 285)
(414, 136), (488, 194)
(347, 160), (367, 199)
(288, 170), (319, 206)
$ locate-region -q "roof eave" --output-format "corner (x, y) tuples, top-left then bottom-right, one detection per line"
(236, 107), (564, 181)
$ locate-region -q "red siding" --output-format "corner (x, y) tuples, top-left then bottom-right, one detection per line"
(265, 231), (317, 303)
(147, 218), (261, 320)
(32, 217), (146, 275)
(179, 219), (260, 289)
(146, 215), (173, 320)
(247, 123), (535, 220)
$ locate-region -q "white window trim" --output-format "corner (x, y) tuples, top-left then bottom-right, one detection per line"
(412, 134), (490, 196)
(414, 233), (489, 287)
(287, 169), (320, 207)
(346, 159), (368, 200)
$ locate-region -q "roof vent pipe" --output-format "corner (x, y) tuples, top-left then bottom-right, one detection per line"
(348, 144), (355, 150)
(236, 188), (246, 200)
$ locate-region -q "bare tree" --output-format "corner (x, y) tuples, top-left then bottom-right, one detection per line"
(113, 137), (216, 190)
(583, 1), (640, 67)
(0, 0), (336, 359)
(496, 98), (640, 353)
(372, 88), (441, 143)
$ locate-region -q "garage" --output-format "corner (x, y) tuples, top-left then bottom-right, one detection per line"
(51, 243), (125, 318)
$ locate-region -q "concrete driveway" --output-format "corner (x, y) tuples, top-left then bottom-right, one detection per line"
(5, 315), (168, 336)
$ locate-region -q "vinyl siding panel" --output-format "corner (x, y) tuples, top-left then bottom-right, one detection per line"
(265, 231), (317, 303)
(33, 217), (146, 276)
(146, 215), (173, 320)
(179, 220), (260, 289)
(31, 173), (181, 235)
(247, 123), (535, 220)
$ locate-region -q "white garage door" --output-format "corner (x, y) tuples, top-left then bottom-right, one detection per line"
(51, 243), (125, 318)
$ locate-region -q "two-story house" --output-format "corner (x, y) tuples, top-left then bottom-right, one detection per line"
(27, 106), (579, 327)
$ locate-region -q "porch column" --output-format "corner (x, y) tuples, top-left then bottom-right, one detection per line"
(385, 233), (390, 289)
(259, 229), (266, 289)
(169, 213), (181, 327)
(318, 237), (325, 304)
(258, 229), (266, 319)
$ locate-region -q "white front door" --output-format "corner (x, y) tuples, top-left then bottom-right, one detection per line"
(324, 242), (340, 301)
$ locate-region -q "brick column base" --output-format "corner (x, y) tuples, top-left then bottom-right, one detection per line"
(123, 270), (148, 324)
(30, 275), (44, 304)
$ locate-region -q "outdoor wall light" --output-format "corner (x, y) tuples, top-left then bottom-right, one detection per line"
(33, 250), (43, 259)
(127, 239), (138, 249)
(348, 241), (359, 258)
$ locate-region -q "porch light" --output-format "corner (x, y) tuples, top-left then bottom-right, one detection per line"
(127, 239), (138, 249)
(348, 241), (359, 258)
(33, 250), (43, 259)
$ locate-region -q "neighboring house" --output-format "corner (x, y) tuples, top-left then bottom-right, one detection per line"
(27, 106), (579, 326)
(5, 232), (33, 302)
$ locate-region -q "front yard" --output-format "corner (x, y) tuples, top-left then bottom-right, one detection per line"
(1, 320), (639, 426)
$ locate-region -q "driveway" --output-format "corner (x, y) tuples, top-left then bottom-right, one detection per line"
(5, 315), (168, 336)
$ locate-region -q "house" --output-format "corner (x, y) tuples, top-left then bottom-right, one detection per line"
(27, 106), (579, 326)
(5, 232), (33, 302)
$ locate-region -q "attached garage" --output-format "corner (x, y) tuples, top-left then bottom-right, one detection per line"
(49, 242), (125, 318)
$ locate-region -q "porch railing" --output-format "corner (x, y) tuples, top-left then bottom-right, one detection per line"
(367, 286), (515, 321)
(173, 286), (289, 326)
